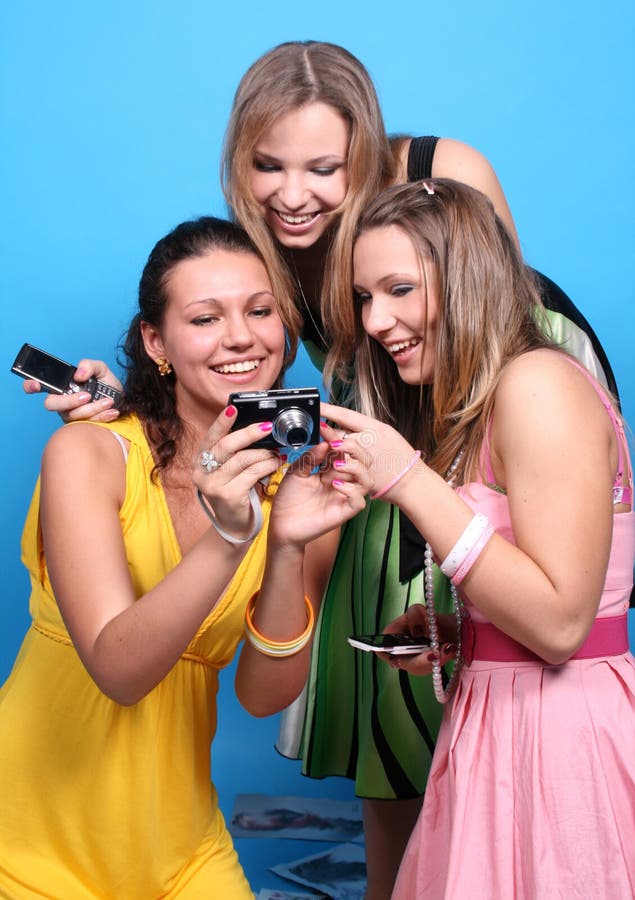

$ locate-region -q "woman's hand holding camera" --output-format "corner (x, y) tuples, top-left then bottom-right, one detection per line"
(267, 436), (371, 549)
(319, 402), (421, 504)
(192, 405), (281, 542)
(192, 403), (378, 549)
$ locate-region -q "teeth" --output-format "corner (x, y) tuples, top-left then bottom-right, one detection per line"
(388, 339), (419, 353)
(277, 211), (318, 225)
(213, 359), (261, 374)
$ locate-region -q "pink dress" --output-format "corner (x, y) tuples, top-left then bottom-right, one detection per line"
(393, 376), (635, 899)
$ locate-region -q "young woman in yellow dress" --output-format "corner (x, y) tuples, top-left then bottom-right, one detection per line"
(0, 216), (367, 898)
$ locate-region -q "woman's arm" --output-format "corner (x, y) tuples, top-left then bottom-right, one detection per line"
(235, 443), (367, 716)
(451, 350), (615, 660)
(41, 416), (278, 705)
(321, 352), (617, 665)
(234, 530), (340, 717)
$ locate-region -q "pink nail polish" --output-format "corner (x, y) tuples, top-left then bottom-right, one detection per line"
(225, 405), (237, 417)
(259, 421), (273, 432)
(331, 440), (343, 448)
(333, 459), (345, 468)
(426, 651), (439, 663)
(332, 479), (343, 487)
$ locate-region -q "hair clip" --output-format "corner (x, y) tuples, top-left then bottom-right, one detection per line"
(422, 181), (435, 195)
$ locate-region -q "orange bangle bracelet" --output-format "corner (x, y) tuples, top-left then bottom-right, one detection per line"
(244, 592), (314, 650)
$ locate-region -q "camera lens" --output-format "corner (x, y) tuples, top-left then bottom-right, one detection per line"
(272, 407), (312, 449)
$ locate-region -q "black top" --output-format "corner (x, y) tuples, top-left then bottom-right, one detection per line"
(407, 135), (439, 181)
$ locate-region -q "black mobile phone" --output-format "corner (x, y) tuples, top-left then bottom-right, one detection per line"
(347, 634), (431, 655)
(11, 343), (123, 407)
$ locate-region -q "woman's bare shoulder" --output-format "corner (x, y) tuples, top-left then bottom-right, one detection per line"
(42, 421), (129, 490)
(495, 349), (611, 432)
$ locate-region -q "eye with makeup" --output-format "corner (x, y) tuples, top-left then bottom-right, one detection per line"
(311, 165), (342, 177)
(253, 158), (280, 173)
(191, 304), (273, 326)
(391, 283), (415, 297)
(353, 288), (371, 304)
(190, 314), (220, 326)
(247, 305), (274, 318)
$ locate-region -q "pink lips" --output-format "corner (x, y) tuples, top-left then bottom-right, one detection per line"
(272, 209), (321, 235)
(389, 341), (420, 363)
(211, 359), (264, 384)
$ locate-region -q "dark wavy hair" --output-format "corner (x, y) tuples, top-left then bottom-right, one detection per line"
(118, 216), (294, 474)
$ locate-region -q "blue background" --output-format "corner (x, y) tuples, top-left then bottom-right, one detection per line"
(1, 1), (633, 893)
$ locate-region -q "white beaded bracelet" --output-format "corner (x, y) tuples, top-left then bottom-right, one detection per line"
(439, 514), (490, 578)
(451, 520), (495, 586)
(197, 486), (263, 545)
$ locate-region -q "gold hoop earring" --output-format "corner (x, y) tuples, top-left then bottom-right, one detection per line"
(155, 356), (173, 376)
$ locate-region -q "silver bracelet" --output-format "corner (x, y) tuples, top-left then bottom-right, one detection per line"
(196, 486), (263, 545)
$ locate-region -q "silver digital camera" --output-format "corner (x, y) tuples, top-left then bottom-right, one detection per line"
(229, 387), (321, 450)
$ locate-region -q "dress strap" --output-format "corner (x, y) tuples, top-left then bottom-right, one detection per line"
(407, 136), (440, 181)
(560, 355), (632, 504)
(108, 429), (129, 464)
(479, 415), (499, 489)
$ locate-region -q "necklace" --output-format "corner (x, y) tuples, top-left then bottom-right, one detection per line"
(289, 253), (328, 350)
(424, 450), (465, 704)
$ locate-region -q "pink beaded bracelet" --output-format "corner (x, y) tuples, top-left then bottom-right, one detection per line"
(371, 451), (422, 500)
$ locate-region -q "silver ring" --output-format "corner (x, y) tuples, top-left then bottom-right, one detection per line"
(199, 450), (221, 474)
(342, 431), (352, 440)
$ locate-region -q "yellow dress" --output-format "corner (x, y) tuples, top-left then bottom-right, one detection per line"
(0, 416), (280, 899)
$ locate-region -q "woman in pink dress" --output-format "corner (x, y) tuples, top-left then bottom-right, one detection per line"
(320, 178), (635, 898)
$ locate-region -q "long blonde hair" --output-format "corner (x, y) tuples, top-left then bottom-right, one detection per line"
(350, 179), (554, 483)
(222, 40), (395, 361)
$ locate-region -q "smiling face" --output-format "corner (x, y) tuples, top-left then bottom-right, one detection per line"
(141, 249), (286, 421)
(353, 225), (439, 385)
(249, 102), (350, 249)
